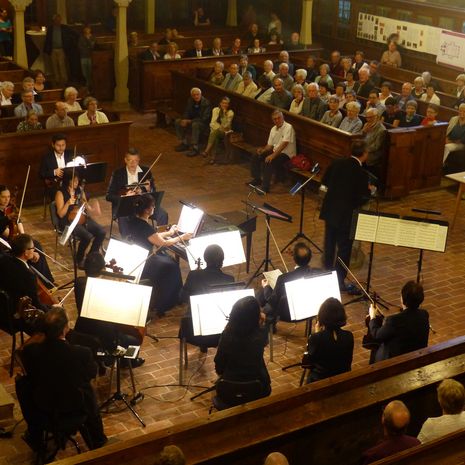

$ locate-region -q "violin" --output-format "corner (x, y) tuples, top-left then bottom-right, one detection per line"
(105, 258), (124, 274)
(362, 293), (384, 351)
(119, 181), (151, 197)
(14, 296), (45, 324)
(5, 186), (19, 241)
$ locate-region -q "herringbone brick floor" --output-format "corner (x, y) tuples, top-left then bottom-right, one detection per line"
(1, 111), (464, 463)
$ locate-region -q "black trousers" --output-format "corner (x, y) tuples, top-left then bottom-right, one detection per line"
(250, 150), (289, 191)
(323, 222), (352, 286)
(73, 218), (106, 262)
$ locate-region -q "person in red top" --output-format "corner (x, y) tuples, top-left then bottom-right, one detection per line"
(421, 104), (439, 126)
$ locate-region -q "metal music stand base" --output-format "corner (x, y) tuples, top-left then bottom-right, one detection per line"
(190, 384), (216, 401)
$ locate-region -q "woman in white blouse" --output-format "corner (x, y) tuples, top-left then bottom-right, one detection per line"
(420, 84), (441, 106)
(163, 42), (181, 60)
(201, 96), (234, 164)
(289, 84), (305, 115)
(236, 71), (258, 98)
(262, 60), (275, 81)
(63, 86), (82, 112)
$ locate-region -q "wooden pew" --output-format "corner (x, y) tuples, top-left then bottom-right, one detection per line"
(53, 336), (465, 465)
(0, 69), (28, 82)
(0, 100), (82, 118)
(0, 121), (131, 204)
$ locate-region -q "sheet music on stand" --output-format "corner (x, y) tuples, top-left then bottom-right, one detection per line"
(177, 202), (204, 235)
(190, 288), (255, 336)
(285, 271), (341, 321)
(263, 269), (283, 289)
(186, 230), (245, 270)
(352, 211), (449, 252)
(81, 277), (151, 327)
(104, 238), (149, 283)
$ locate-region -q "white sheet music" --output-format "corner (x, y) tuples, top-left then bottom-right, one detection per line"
(177, 205), (204, 235)
(190, 288), (255, 336)
(354, 213), (378, 242)
(263, 269), (283, 289)
(375, 216), (399, 245)
(285, 271), (341, 321)
(81, 277), (151, 327)
(186, 230), (246, 270)
(59, 204), (85, 245)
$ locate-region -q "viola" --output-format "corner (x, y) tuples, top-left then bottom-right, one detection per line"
(14, 296), (45, 324)
(67, 182), (88, 225)
(105, 258), (124, 274)
(5, 186), (19, 241)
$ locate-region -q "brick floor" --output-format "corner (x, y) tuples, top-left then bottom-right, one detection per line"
(1, 111), (464, 463)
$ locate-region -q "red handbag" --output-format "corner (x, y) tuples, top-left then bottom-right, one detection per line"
(290, 154), (312, 171)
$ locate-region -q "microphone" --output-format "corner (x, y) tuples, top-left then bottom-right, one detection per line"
(311, 162), (320, 174)
(248, 183), (266, 196)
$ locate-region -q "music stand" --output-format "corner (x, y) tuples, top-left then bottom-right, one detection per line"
(59, 204), (85, 280)
(282, 163), (322, 253)
(81, 277), (151, 426)
(177, 202), (204, 236)
(243, 201), (292, 287)
(81, 162), (108, 185)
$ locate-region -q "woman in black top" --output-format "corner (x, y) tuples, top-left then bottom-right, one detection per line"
(306, 297), (354, 383)
(125, 195), (191, 315)
(55, 172), (105, 268)
(214, 296), (271, 400)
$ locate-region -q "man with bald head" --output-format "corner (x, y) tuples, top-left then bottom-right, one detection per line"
(46, 101), (75, 129)
(361, 400), (420, 464)
(264, 452), (289, 465)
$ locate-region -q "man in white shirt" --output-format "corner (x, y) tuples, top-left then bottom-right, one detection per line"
(248, 110), (296, 193)
(418, 379), (465, 443)
(0, 81), (14, 106)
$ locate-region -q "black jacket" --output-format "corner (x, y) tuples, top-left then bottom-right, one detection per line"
(39, 149), (74, 180)
(184, 48), (208, 58)
(182, 96), (211, 124)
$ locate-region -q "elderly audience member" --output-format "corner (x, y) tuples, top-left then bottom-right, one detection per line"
(302, 83), (327, 121)
(16, 110), (43, 132)
(381, 41), (402, 67)
(361, 400), (420, 464)
(276, 62), (294, 92)
(329, 50), (343, 76)
(221, 63), (243, 92)
(399, 100), (422, 128)
(354, 68), (374, 99)
(236, 71), (258, 97)
(286, 32), (302, 50)
(418, 379), (465, 443)
(320, 96), (343, 127)
(341, 56), (353, 79)
(141, 41), (160, 61)
(352, 50), (366, 73)
(0, 80), (13, 105)
(274, 50), (294, 76)
(369, 60), (382, 87)
(315, 63), (334, 90)
(363, 108), (386, 180)
(269, 77), (292, 110)
(238, 54), (256, 80)
(77, 97), (109, 125)
(264, 452), (289, 465)
(379, 81), (393, 105)
(254, 75), (274, 104)
(14, 90), (43, 118)
(185, 38), (207, 57)
(294, 68), (308, 91)
(248, 37), (265, 54)
(163, 42), (181, 60)
(263, 59), (276, 81)
(306, 56), (319, 82)
(339, 101), (362, 134)
(209, 61), (225, 86)
(421, 84), (441, 106)
(413, 76), (425, 99)
(46, 101), (75, 129)
(209, 37), (224, 56)
(289, 84), (305, 115)
(454, 74), (465, 109)
(444, 104), (465, 163)
(63, 86), (82, 111)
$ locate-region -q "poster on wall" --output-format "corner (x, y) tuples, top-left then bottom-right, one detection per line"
(436, 30), (465, 71)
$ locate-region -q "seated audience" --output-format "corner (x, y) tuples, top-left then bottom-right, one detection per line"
(227, 37), (243, 55)
(268, 12), (282, 35)
(294, 68), (308, 90)
(363, 108), (386, 180)
(248, 37), (265, 54)
(274, 50), (294, 76)
(352, 50), (366, 73)
(209, 37), (224, 56)
(399, 100), (422, 128)
(154, 445), (186, 465)
(344, 71), (356, 93)
(329, 50), (343, 76)
(444, 103), (465, 163)
(343, 90), (358, 110)
(369, 281), (429, 362)
(315, 63), (334, 90)
(185, 39), (207, 58)
(305, 56), (319, 82)
(78, 97), (109, 125)
(421, 71), (439, 91)
(174, 87), (211, 157)
(157, 28), (172, 46)
(354, 68), (374, 99)
(238, 54), (256, 80)
(270, 77), (292, 110)
(268, 29), (283, 46)
(263, 59), (276, 81)
(381, 40), (402, 67)
(193, 7), (210, 26)
(302, 83), (327, 121)
(249, 110), (296, 193)
(16, 110), (42, 132)
(141, 41), (160, 61)
(13, 76), (41, 104)
(33, 69), (49, 93)
(285, 32), (302, 50)
(63, 86), (82, 112)
(276, 62), (294, 92)
(379, 81), (393, 105)
(420, 84), (441, 106)
(46, 101), (75, 129)
(421, 104), (439, 126)
(318, 82), (331, 105)
(214, 296), (271, 404)
(418, 378), (465, 443)
(163, 42), (181, 60)
(334, 82), (347, 109)
(254, 75), (274, 104)
(244, 23), (262, 47)
(305, 298), (354, 383)
(361, 400), (420, 464)
(362, 90), (386, 116)
(454, 74), (465, 109)
(0, 80), (13, 105)
(382, 97), (402, 127)
(412, 76), (425, 99)
(341, 56), (354, 79)
(289, 84), (305, 115)
(369, 60), (382, 87)
(14, 90), (43, 118)
(320, 96), (343, 127)
(128, 31), (139, 47)
(396, 82), (414, 110)
(264, 453), (289, 465)
(209, 61), (225, 86)
(221, 63), (243, 92)
(202, 96), (234, 164)
(339, 101), (362, 134)
(236, 71), (258, 97)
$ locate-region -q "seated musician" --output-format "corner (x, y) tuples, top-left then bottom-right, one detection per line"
(214, 296), (271, 404)
(260, 242), (317, 330)
(0, 185), (54, 286)
(17, 307), (107, 451)
(179, 244), (234, 353)
(55, 171), (105, 269)
(368, 281), (429, 363)
(106, 148), (168, 232)
(73, 252), (145, 368)
(304, 298), (354, 383)
(125, 195), (191, 316)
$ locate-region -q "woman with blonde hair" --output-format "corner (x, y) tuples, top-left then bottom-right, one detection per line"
(63, 87), (82, 112)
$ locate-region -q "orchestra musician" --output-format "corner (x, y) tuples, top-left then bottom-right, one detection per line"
(0, 184), (54, 285)
(55, 171), (105, 269)
(106, 148), (168, 233)
(125, 195), (191, 316)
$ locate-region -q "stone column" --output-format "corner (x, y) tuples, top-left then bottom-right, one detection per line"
(145, 0), (155, 34)
(300, 0), (313, 45)
(113, 0), (132, 106)
(226, 0), (237, 27)
(9, 0), (32, 69)
(56, 0), (68, 24)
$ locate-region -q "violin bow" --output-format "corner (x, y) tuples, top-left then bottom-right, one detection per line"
(58, 287), (75, 306)
(129, 153), (162, 194)
(336, 256), (375, 305)
(264, 219), (289, 273)
(16, 165), (30, 225)
(71, 145), (77, 196)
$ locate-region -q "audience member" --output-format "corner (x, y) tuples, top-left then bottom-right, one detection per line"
(329, 50), (343, 76)
(46, 101), (75, 129)
(249, 110), (296, 193)
(128, 31), (139, 47)
(0, 7), (12, 57)
(286, 32), (302, 50)
(344, 71), (356, 93)
(268, 12), (282, 35)
(381, 41), (402, 67)
(315, 63), (334, 90)
(236, 71), (258, 97)
(444, 103), (465, 163)
(418, 379), (465, 443)
(289, 84), (305, 115)
(334, 82), (347, 109)
(354, 68), (374, 99)
(363, 90), (386, 116)
(454, 74), (465, 109)
(382, 97), (402, 127)
(154, 445), (186, 465)
(63, 86), (82, 111)
(369, 281), (429, 362)
(221, 63), (243, 92)
(248, 37), (265, 54)
(244, 23), (262, 47)
(16, 110), (43, 132)
(265, 30), (283, 44)
(420, 84), (441, 106)
(227, 37), (243, 55)
(141, 41), (161, 61)
(0, 80), (13, 105)
(254, 75), (274, 104)
(379, 81), (393, 105)
(343, 90), (358, 110)
(369, 60), (382, 87)
(263, 60), (276, 81)
(277, 63), (294, 92)
(361, 400), (420, 464)
(78, 26), (95, 87)
(320, 96), (343, 127)
(341, 56), (354, 79)
(163, 42), (181, 60)
(13, 77), (41, 104)
(305, 298), (354, 382)
(305, 56), (319, 82)
(185, 39), (207, 57)
(209, 61), (225, 86)
(363, 108), (386, 180)
(399, 100), (422, 127)
(14, 90), (43, 118)
(238, 54), (256, 80)
(157, 28), (172, 46)
(209, 37), (224, 56)
(302, 83), (327, 120)
(294, 68), (308, 90)
(352, 50), (366, 73)
(193, 7), (210, 26)
(269, 78), (292, 110)
(318, 82), (331, 105)
(264, 452), (289, 465)
(33, 69), (48, 93)
(274, 51), (294, 76)
(174, 87), (211, 157)
(339, 101), (362, 133)
(78, 97), (108, 125)
(421, 71), (439, 91)
(412, 76), (425, 99)
(421, 104), (439, 126)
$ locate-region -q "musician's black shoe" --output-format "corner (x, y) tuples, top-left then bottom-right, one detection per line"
(121, 357), (145, 368)
(340, 283), (362, 296)
(246, 178), (262, 186)
(77, 259), (85, 270)
(175, 143), (189, 152)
